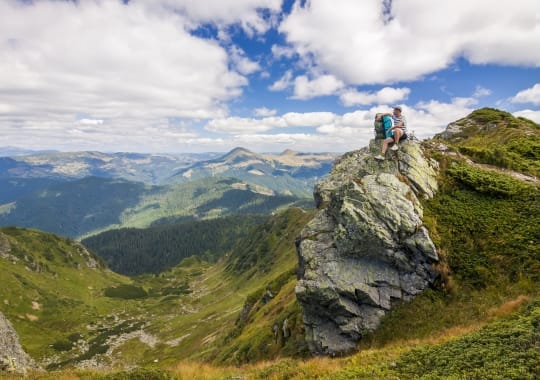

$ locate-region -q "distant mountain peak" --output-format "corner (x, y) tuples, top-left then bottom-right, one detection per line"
(281, 149), (299, 156)
(219, 147), (260, 162)
(224, 147), (256, 156)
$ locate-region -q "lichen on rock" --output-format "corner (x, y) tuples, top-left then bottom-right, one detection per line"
(296, 139), (440, 355)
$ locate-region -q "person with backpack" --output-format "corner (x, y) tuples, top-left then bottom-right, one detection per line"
(374, 106), (407, 161)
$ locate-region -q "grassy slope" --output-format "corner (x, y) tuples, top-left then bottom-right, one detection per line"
(0, 228), (131, 361)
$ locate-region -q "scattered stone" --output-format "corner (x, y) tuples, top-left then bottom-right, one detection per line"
(165, 333), (191, 347)
(262, 289), (274, 304)
(25, 314), (39, 322)
(272, 323), (279, 343)
(0, 233), (18, 264)
(282, 318), (290, 339)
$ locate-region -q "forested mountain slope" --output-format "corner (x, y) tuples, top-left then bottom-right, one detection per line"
(82, 215), (267, 275)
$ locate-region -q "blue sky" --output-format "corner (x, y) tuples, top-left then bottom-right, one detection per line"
(0, 0), (539, 153)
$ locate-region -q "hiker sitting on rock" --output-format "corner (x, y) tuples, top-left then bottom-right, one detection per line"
(375, 106), (407, 161)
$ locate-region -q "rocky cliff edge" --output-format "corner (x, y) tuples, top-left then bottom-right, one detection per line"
(295, 138), (440, 355)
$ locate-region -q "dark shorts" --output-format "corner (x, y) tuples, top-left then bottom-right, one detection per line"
(399, 132), (408, 141)
(386, 128), (407, 141)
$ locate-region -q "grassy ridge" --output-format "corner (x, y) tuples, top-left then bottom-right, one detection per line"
(438, 108), (540, 176)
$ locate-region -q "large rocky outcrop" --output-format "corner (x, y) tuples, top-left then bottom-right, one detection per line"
(295, 138), (440, 355)
(0, 311), (38, 373)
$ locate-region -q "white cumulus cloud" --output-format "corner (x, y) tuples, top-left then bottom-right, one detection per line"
(230, 46), (261, 75)
(279, 0), (540, 85)
(204, 111), (337, 134)
(511, 83), (540, 105)
(340, 87), (411, 106)
(292, 75), (345, 99)
(269, 70), (294, 91)
(135, 0), (282, 35)
(473, 86), (492, 98)
(513, 109), (540, 123)
(254, 107), (277, 117)
(0, 0), (258, 151)
(78, 119), (104, 126)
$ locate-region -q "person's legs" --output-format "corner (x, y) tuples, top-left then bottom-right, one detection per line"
(376, 137), (394, 160)
(393, 128), (403, 144)
(382, 137), (393, 154)
(390, 128), (403, 150)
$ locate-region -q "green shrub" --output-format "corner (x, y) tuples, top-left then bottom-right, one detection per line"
(104, 284), (148, 299)
(467, 107), (514, 124)
(96, 368), (173, 380)
(160, 283), (190, 296)
(51, 339), (73, 351)
(67, 333), (83, 342)
(446, 162), (536, 198)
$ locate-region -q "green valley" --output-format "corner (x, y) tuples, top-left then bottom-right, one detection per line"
(0, 208), (315, 372)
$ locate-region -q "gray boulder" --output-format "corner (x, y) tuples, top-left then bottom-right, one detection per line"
(296, 139), (440, 355)
(0, 311), (38, 374)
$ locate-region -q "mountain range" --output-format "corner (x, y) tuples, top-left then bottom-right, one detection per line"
(0, 147), (336, 188)
(0, 150), (217, 185)
(172, 147), (336, 195)
(0, 147), (336, 238)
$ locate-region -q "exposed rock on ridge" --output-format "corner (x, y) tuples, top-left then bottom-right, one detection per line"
(0, 311), (38, 373)
(295, 139), (440, 355)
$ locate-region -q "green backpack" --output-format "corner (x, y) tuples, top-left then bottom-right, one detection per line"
(374, 113), (392, 139)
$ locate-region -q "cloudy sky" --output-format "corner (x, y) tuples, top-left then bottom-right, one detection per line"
(1, 0), (539, 153)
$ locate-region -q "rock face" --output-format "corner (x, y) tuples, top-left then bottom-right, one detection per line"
(0, 311), (38, 373)
(295, 139), (440, 355)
